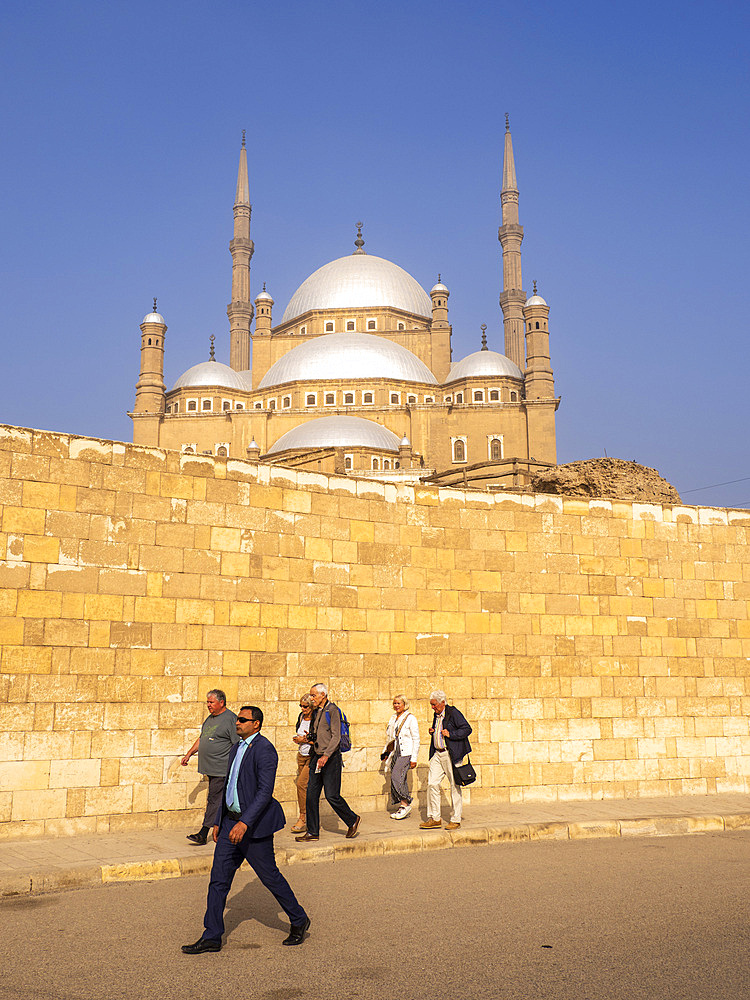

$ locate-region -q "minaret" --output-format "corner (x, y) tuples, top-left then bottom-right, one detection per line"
(227, 131), (254, 371)
(132, 299), (166, 445)
(254, 284), (273, 334)
(498, 115), (526, 368)
(523, 281), (555, 399)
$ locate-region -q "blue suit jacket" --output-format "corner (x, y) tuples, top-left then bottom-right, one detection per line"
(214, 732), (286, 838)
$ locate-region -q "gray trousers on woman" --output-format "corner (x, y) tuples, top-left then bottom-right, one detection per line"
(390, 754), (413, 805)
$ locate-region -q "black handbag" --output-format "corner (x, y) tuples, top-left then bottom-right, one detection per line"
(452, 756), (477, 786)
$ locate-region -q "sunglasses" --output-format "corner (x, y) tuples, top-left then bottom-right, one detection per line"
(237, 716), (255, 724)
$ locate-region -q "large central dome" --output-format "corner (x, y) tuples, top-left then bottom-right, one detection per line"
(281, 253), (432, 323)
(258, 332), (438, 388)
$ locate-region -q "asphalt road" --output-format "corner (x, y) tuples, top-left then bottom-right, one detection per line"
(2, 832), (749, 1000)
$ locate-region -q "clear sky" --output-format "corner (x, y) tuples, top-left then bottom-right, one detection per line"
(1, 1), (748, 508)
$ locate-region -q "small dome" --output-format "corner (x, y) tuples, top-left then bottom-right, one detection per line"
(400, 435), (411, 446)
(446, 350), (523, 383)
(255, 289), (273, 303)
(171, 360), (248, 391)
(267, 416), (400, 455)
(525, 294), (548, 307)
(142, 311), (165, 325)
(258, 332), (438, 389)
(431, 282), (449, 294)
(281, 253), (432, 323)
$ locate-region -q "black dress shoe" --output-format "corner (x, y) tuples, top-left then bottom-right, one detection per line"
(295, 832), (319, 842)
(282, 916), (311, 946)
(181, 937), (222, 954)
(345, 815), (361, 839)
(186, 831), (208, 845)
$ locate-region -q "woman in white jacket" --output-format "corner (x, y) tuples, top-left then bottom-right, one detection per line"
(381, 696), (420, 819)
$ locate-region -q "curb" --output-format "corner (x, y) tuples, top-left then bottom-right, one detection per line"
(2, 812), (749, 900)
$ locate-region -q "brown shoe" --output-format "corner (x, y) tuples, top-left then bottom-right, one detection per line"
(345, 815), (361, 839)
(419, 819), (442, 829)
(446, 822), (461, 830)
(295, 833), (319, 842)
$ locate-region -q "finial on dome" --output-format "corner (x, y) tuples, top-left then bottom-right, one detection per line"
(153, 297), (158, 313)
(533, 279), (537, 295)
(353, 221), (366, 254)
(505, 113), (510, 132)
(209, 334), (216, 361)
(263, 282), (266, 291)
(241, 129), (246, 148)
(438, 273), (441, 284)
(481, 324), (488, 351)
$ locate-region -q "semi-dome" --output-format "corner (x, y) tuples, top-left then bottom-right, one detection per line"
(267, 416), (400, 454)
(446, 350), (523, 382)
(281, 254), (432, 323)
(171, 360), (248, 391)
(257, 332), (438, 389)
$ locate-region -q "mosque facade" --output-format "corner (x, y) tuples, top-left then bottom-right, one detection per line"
(131, 123), (559, 486)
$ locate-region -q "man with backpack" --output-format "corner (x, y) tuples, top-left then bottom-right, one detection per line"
(295, 683), (360, 842)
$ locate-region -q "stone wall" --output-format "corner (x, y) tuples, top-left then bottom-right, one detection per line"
(1, 424), (749, 840)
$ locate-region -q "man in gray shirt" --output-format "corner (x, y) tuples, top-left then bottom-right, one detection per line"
(181, 689), (240, 844)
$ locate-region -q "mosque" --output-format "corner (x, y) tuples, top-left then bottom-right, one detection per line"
(130, 121), (559, 487)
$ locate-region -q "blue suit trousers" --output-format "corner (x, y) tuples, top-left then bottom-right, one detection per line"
(203, 815), (306, 939)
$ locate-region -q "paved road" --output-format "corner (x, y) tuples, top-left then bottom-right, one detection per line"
(3, 832), (749, 1000)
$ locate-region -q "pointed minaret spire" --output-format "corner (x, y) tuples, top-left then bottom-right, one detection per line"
(498, 116), (525, 368)
(227, 133), (254, 371)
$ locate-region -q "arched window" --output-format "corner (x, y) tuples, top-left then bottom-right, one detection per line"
(345, 456), (352, 470)
(456, 393), (463, 403)
(217, 446), (228, 457)
(383, 460), (390, 470)
(372, 457), (379, 470)
(363, 392), (373, 403)
(407, 395), (416, 404)
(397, 322), (405, 330)
(490, 439), (502, 461)
(187, 400), (197, 412)
(489, 390), (499, 401)
(344, 393), (354, 404)
(367, 319), (376, 330)
(306, 394), (316, 405)
(453, 440), (465, 462)
(510, 391), (518, 402)
(536, 321), (540, 329)
(282, 396), (291, 408)
(325, 393), (335, 405)
(473, 390), (484, 402)
(346, 320), (355, 331)
(325, 322), (334, 332)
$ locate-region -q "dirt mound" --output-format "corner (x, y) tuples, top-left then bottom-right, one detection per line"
(530, 458), (681, 504)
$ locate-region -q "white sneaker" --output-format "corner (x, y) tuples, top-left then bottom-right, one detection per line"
(389, 811), (400, 819)
(395, 804), (412, 820)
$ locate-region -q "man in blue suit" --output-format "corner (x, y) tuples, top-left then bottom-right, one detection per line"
(182, 706), (310, 953)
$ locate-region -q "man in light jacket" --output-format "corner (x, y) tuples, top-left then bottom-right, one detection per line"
(419, 689), (472, 831)
(295, 683), (360, 842)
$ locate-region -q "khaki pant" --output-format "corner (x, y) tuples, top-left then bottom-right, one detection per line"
(295, 752), (310, 820)
(427, 750), (462, 823)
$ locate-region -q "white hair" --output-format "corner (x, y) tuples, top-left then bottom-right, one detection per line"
(430, 690), (447, 705)
(311, 683), (328, 696)
(392, 695), (410, 709)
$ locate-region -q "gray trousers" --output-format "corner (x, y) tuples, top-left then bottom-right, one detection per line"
(390, 754), (413, 805)
(203, 775), (227, 828)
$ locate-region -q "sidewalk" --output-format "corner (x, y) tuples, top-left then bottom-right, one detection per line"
(2, 792), (749, 898)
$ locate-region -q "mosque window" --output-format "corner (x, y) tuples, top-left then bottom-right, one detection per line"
(202, 399), (212, 411)
(444, 395), (452, 403)
(407, 394), (417, 404)
(395, 461), (400, 469)
(536, 321), (540, 329)
(187, 400), (197, 411)
(173, 401), (179, 413)
(235, 402), (244, 410)
(455, 393), (464, 403)
(489, 390), (499, 401)
(282, 396), (291, 408)
(217, 446), (228, 457)
(254, 402), (263, 409)
(346, 320), (355, 331)
(325, 393), (335, 405)
(166, 405), (171, 414)
(510, 391), (518, 402)
(424, 396), (434, 403)
(222, 400), (231, 411)
(397, 322), (405, 331)
(148, 338), (152, 345)
(182, 445), (195, 454)
(528, 323), (532, 330)
(344, 392), (354, 404)
(390, 393), (400, 404)
(325, 322), (334, 332)
(268, 399), (276, 410)
(452, 438), (466, 463)
(363, 392), (374, 404)
(489, 438), (503, 461)
(345, 456), (352, 470)
(367, 319), (376, 330)
(306, 393), (317, 405)
(473, 390), (484, 403)
(300, 325), (307, 335)
(383, 460), (391, 470)
(372, 457), (380, 470)
(156, 339), (159, 346)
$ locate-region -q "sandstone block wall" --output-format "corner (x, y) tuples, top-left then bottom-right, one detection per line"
(1, 424), (749, 840)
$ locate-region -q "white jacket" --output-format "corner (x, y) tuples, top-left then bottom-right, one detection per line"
(383, 712), (420, 763)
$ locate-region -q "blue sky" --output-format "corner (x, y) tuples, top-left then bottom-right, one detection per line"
(1, 0), (748, 507)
